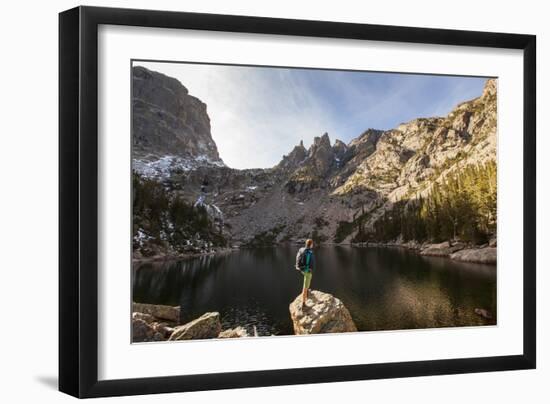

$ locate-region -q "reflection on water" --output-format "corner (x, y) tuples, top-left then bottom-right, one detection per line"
(132, 245), (496, 335)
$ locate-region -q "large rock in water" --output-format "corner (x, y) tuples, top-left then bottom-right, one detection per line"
(289, 290), (357, 334)
(420, 241), (464, 257)
(450, 247), (497, 264)
(168, 312), (222, 341)
(132, 302), (181, 323)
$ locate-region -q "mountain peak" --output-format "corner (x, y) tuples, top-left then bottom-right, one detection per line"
(133, 65), (189, 96)
(313, 132), (331, 148)
(332, 139), (347, 159)
(349, 129), (383, 148)
(482, 78), (497, 99)
(132, 66), (223, 165)
(276, 140), (307, 171)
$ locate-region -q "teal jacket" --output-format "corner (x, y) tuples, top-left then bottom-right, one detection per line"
(296, 247), (314, 273)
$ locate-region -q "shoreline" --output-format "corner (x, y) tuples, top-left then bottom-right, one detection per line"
(133, 246), (238, 265)
(349, 240), (497, 265)
(133, 239), (496, 266)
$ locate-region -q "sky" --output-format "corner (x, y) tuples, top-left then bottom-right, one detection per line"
(134, 61), (488, 169)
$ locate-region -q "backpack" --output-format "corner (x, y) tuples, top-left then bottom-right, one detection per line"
(295, 247), (312, 271)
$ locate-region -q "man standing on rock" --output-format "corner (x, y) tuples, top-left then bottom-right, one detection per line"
(296, 239), (315, 309)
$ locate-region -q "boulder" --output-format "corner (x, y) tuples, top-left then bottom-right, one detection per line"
(218, 326), (249, 338)
(132, 302), (181, 323)
(132, 312), (156, 324)
(132, 312), (175, 341)
(450, 247), (497, 264)
(132, 317), (164, 342)
(402, 240), (422, 250)
(474, 308), (493, 320)
(168, 312), (222, 341)
(289, 290), (357, 334)
(420, 241), (464, 257)
(151, 322), (175, 339)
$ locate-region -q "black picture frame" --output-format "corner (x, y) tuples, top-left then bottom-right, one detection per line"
(59, 5), (536, 398)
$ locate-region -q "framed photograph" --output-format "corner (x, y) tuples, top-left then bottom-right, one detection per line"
(59, 6), (536, 398)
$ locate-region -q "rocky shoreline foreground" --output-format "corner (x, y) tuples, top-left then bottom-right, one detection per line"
(132, 291), (358, 342)
(132, 289), (493, 343)
(131, 302), (249, 342)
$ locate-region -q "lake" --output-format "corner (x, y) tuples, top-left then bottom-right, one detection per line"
(132, 245), (497, 336)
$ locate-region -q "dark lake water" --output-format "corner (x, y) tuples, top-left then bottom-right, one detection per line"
(133, 245), (497, 336)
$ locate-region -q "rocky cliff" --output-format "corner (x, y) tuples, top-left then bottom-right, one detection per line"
(131, 67), (497, 251)
(340, 79), (496, 199)
(132, 66), (224, 178)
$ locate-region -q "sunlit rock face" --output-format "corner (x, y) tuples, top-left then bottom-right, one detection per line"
(289, 290), (357, 334)
(168, 312), (222, 341)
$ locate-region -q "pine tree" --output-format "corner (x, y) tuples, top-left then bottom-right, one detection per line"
(366, 161), (497, 244)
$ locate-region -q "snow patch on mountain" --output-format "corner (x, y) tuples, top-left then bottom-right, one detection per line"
(133, 154), (225, 179)
(194, 194), (225, 221)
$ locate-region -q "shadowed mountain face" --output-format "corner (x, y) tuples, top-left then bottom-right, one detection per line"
(132, 66), (224, 168)
(132, 66), (497, 253)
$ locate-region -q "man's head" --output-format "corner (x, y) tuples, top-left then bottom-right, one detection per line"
(305, 239), (314, 249)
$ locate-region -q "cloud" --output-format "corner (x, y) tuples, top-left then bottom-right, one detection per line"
(137, 61), (342, 169)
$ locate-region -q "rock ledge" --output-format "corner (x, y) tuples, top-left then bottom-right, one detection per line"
(289, 290), (357, 334)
